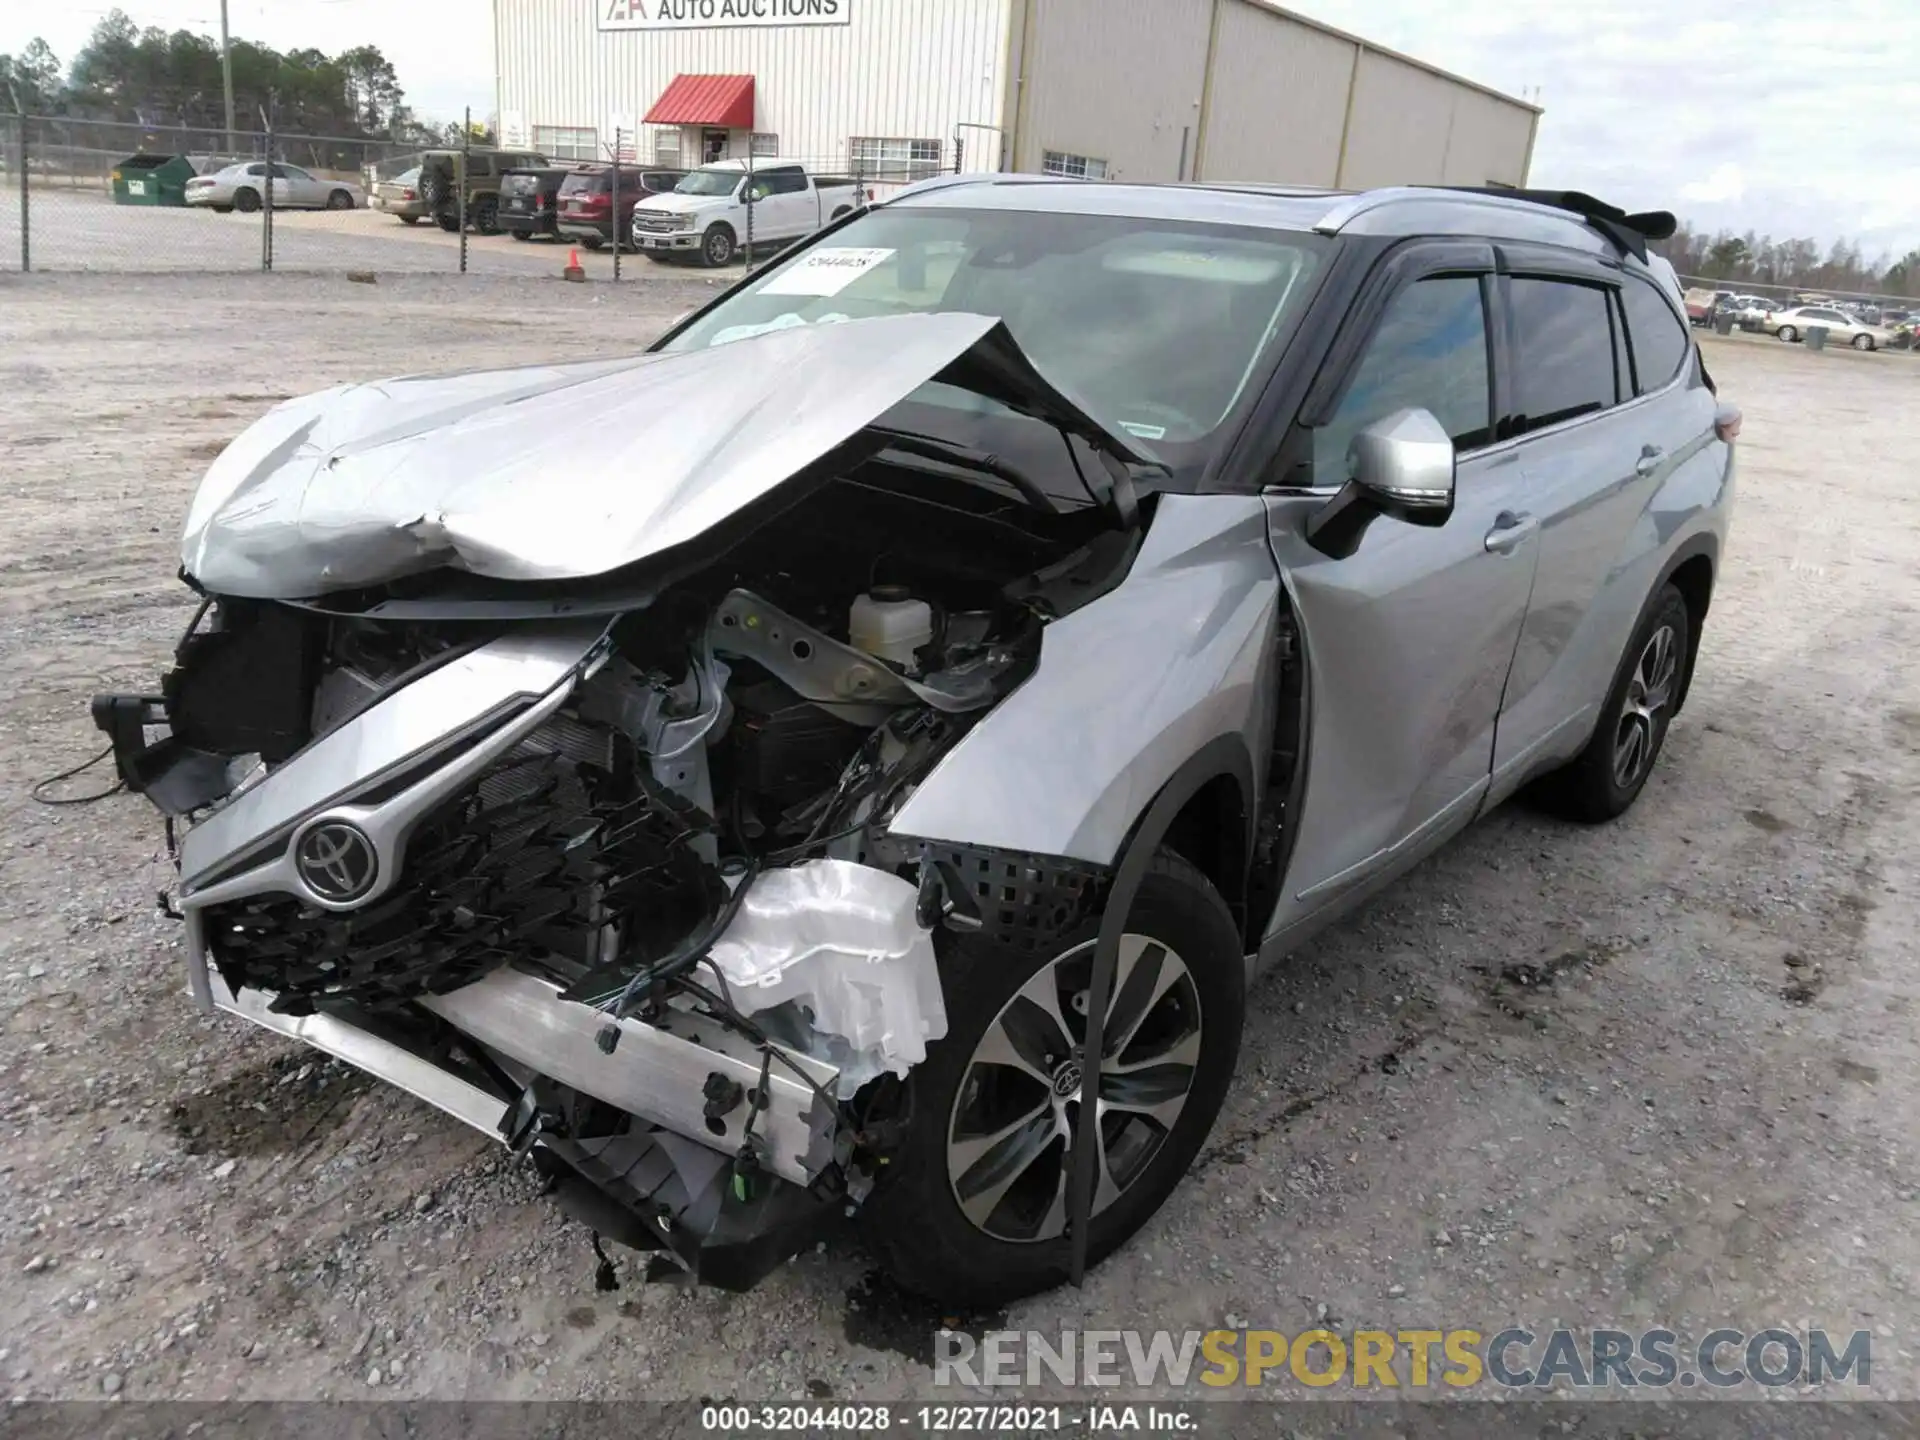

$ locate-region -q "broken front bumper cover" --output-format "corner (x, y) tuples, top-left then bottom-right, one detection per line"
(184, 941), (845, 1289)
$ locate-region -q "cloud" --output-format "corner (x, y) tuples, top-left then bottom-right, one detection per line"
(1681, 164), (1746, 206)
(1299, 0), (1920, 250)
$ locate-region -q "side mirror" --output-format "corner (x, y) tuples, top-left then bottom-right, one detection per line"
(1348, 407), (1456, 520)
(1305, 407), (1455, 558)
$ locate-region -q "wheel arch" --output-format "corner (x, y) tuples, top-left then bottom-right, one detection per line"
(1136, 738), (1256, 947)
(1659, 537), (1717, 713)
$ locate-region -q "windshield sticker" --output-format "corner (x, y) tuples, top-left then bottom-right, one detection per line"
(757, 247), (896, 297)
(1118, 421), (1168, 440)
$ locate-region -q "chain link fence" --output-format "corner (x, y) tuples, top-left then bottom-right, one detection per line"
(2, 116), (960, 281)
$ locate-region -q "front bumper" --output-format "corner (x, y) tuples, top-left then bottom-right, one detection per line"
(98, 616), (854, 1287)
(633, 229), (702, 252)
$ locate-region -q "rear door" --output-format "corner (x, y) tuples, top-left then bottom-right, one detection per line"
(755, 166), (813, 238)
(1262, 243), (1541, 930)
(1485, 253), (1680, 797)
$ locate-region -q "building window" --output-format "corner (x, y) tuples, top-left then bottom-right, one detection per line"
(653, 129), (682, 166)
(1042, 149), (1108, 179)
(849, 136), (942, 182)
(751, 132), (779, 157)
(533, 125), (598, 160)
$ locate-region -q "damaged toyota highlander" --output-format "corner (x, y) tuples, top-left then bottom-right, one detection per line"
(95, 179), (1737, 1305)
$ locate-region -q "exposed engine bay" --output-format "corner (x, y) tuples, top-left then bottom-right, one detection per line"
(97, 439), (1137, 1289)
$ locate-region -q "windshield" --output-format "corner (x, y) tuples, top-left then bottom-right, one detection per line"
(660, 206), (1328, 451)
(675, 168), (743, 197)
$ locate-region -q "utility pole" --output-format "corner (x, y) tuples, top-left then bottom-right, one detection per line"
(220, 0), (236, 156)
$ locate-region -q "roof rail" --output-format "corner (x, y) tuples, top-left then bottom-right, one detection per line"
(1427, 188), (1676, 261)
(1315, 186), (1675, 263)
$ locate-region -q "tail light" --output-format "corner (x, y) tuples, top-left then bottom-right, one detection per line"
(402, 187), (416, 200)
(1714, 406), (1742, 442)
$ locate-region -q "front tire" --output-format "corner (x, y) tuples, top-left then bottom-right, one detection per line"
(860, 851), (1245, 1307)
(1777, 325), (1798, 343)
(1534, 584), (1691, 823)
(327, 189), (355, 210)
(701, 224), (736, 268)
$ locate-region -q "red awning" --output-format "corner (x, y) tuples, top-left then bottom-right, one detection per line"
(644, 74), (755, 129)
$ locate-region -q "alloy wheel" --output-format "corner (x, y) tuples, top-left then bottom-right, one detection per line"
(1612, 622), (1679, 789)
(945, 934), (1203, 1243)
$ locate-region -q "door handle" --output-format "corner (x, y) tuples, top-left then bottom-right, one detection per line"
(1634, 444), (1665, 477)
(1483, 511), (1538, 554)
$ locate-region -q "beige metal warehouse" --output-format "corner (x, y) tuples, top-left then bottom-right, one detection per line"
(494, 0), (1539, 189)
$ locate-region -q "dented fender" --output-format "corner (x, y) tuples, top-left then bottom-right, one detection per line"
(886, 494), (1280, 865)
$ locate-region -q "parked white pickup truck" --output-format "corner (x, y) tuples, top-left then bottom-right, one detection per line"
(630, 160), (865, 267)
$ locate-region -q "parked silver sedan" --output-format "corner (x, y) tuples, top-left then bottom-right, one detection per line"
(185, 162), (365, 215)
(1761, 304), (1891, 350)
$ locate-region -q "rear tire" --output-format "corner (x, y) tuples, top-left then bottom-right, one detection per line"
(233, 188), (260, 214)
(1853, 333), (1874, 351)
(580, 234), (605, 251)
(1533, 584), (1691, 823)
(398, 214), (421, 226)
(510, 229), (532, 242)
(472, 198), (500, 235)
(435, 208), (460, 233)
(860, 850), (1245, 1307)
(210, 205), (233, 215)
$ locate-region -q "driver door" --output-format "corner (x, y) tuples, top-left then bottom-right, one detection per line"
(1260, 248), (1541, 944)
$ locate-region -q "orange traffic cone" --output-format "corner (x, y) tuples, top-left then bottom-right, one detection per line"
(563, 248), (586, 283)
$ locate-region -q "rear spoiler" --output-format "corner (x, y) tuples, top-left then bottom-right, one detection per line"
(1431, 188), (1677, 263)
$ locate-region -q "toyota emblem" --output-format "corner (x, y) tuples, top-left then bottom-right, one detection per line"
(295, 821), (378, 903)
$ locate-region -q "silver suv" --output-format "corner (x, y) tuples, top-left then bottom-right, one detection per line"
(96, 179), (1738, 1304)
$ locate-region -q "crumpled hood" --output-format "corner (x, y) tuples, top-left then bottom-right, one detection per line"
(182, 311), (1123, 599)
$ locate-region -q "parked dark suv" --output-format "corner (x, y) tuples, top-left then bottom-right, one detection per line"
(499, 165), (579, 241)
(556, 165), (687, 250)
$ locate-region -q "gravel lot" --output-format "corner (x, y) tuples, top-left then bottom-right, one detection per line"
(1, 278), (1917, 1408)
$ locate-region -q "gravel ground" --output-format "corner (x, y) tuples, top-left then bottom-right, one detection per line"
(1, 280), (1917, 1407)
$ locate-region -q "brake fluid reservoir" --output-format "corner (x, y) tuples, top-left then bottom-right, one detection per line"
(850, 585), (934, 671)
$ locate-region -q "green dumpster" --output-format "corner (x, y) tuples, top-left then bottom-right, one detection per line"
(1805, 325), (1829, 352)
(111, 153), (196, 206)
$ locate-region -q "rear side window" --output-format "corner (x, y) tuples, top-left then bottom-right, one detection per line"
(1619, 275), (1689, 394)
(1314, 275), (1492, 478)
(1508, 278), (1617, 433)
(560, 172), (608, 197)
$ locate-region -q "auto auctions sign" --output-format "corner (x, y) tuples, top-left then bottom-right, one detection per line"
(601, 0), (851, 29)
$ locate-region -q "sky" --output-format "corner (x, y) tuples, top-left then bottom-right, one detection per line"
(2, 0), (1913, 258)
